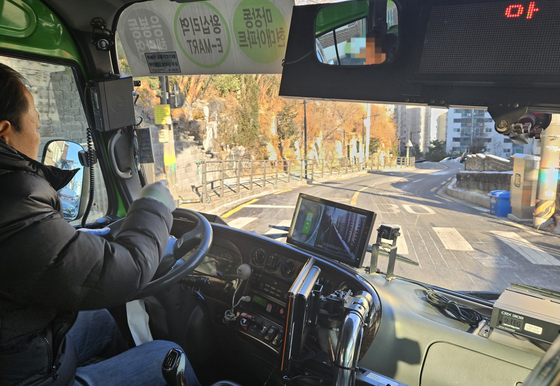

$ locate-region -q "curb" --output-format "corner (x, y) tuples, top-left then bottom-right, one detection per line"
(442, 178), (550, 232)
(182, 169), (371, 215)
(444, 178), (491, 209)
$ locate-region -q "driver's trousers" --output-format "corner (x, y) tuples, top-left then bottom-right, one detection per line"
(69, 309), (200, 386)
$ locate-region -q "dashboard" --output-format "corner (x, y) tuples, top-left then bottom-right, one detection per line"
(190, 223), (381, 363)
(167, 215), (545, 386)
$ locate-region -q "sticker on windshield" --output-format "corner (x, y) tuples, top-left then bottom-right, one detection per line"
(123, 9), (174, 61)
(174, 2), (231, 68)
(145, 52), (181, 73)
(233, 0), (287, 63)
(118, 0), (293, 76)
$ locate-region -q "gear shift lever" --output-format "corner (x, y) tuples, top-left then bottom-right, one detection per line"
(162, 348), (188, 386)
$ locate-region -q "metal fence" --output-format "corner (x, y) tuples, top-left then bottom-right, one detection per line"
(192, 155), (414, 204)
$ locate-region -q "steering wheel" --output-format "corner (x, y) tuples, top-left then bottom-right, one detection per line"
(105, 208), (213, 299)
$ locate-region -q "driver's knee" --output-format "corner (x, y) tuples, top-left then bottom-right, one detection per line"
(133, 340), (201, 386)
(74, 340), (200, 386)
(68, 309), (126, 366)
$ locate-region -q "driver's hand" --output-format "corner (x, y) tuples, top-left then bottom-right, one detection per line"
(138, 180), (176, 211)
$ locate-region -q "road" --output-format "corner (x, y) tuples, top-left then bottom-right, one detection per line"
(219, 161), (560, 293)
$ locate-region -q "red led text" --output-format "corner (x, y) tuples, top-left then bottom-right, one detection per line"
(505, 1), (540, 19)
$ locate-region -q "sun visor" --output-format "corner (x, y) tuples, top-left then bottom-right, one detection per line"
(117, 0), (294, 76)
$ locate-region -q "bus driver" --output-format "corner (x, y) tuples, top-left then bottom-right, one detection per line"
(0, 63), (200, 386)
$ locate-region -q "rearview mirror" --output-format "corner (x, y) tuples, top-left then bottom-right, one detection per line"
(315, 0), (398, 65)
(42, 140), (85, 221)
(281, 0), (560, 110)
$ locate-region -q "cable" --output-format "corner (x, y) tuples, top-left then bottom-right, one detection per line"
(425, 288), (484, 327)
(283, 374), (330, 385)
(222, 278), (244, 323)
(81, 126), (95, 227)
(262, 362), (277, 386)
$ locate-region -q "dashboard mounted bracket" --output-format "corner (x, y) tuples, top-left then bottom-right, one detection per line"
(489, 105), (552, 144)
(488, 105), (529, 134)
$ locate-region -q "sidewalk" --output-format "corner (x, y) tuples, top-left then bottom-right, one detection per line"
(443, 178), (560, 233)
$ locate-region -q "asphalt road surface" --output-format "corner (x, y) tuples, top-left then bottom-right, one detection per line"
(219, 161), (560, 293)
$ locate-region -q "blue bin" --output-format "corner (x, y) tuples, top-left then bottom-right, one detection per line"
(489, 190), (512, 217)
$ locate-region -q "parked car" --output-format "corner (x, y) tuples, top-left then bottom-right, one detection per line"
(58, 187), (78, 207)
(460, 152), (471, 163)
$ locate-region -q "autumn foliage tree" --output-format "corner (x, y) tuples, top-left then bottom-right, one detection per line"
(304, 101), (366, 159)
(130, 68), (398, 161)
(275, 101), (299, 162)
(369, 105), (398, 156)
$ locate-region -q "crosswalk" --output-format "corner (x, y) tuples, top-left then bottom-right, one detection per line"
(227, 217), (560, 267)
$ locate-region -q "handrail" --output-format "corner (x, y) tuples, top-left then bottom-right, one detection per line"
(193, 156), (415, 205)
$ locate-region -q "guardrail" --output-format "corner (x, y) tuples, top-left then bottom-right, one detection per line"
(192, 156), (414, 204)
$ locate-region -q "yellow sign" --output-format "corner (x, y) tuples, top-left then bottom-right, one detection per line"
(154, 104), (172, 125)
(158, 129), (169, 143)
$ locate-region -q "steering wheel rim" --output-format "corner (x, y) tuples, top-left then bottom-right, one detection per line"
(134, 209), (213, 298)
(102, 209), (212, 299)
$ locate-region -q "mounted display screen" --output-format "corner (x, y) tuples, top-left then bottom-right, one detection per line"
(287, 194), (376, 268)
(281, 258), (321, 371)
(419, 0), (560, 75)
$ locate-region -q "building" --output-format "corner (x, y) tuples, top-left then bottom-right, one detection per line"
(436, 111), (447, 142)
(404, 106), (431, 153)
(445, 108), (531, 157)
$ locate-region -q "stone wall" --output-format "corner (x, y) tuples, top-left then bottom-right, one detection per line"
(465, 154), (512, 172)
(456, 171), (512, 193)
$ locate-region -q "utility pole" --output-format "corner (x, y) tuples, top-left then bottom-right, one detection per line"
(534, 116), (560, 229)
(362, 114), (366, 161)
(303, 99), (308, 179)
(364, 104), (371, 162)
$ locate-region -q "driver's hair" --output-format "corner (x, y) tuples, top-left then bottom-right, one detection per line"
(0, 63), (29, 133)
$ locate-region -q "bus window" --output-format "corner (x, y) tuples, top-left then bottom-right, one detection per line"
(0, 56), (109, 223)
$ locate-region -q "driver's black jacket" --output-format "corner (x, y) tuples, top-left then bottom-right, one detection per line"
(0, 139), (173, 386)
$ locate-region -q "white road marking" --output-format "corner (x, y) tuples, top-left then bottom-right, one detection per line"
(246, 205), (296, 209)
(395, 226), (409, 255)
(227, 217), (257, 230)
(472, 207), (490, 213)
(431, 171), (451, 175)
(377, 203), (401, 214)
(403, 204), (436, 215)
(506, 221), (541, 236)
(405, 230), (422, 268)
(426, 229), (450, 268)
(492, 231), (560, 266)
(433, 227), (474, 251)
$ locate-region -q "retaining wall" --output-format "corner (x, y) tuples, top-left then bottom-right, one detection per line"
(456, 171), (512, 193)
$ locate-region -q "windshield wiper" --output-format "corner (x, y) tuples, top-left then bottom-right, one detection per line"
(510, 283), (560, 301)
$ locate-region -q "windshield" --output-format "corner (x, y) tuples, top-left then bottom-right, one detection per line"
(111, 0), (560, 296)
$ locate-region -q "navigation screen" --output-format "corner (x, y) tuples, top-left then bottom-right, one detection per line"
(287, 194), (376, 267)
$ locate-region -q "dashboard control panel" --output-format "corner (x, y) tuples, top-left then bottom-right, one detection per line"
(237, 312), (284, 351)
(251, 271), (290, 305)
